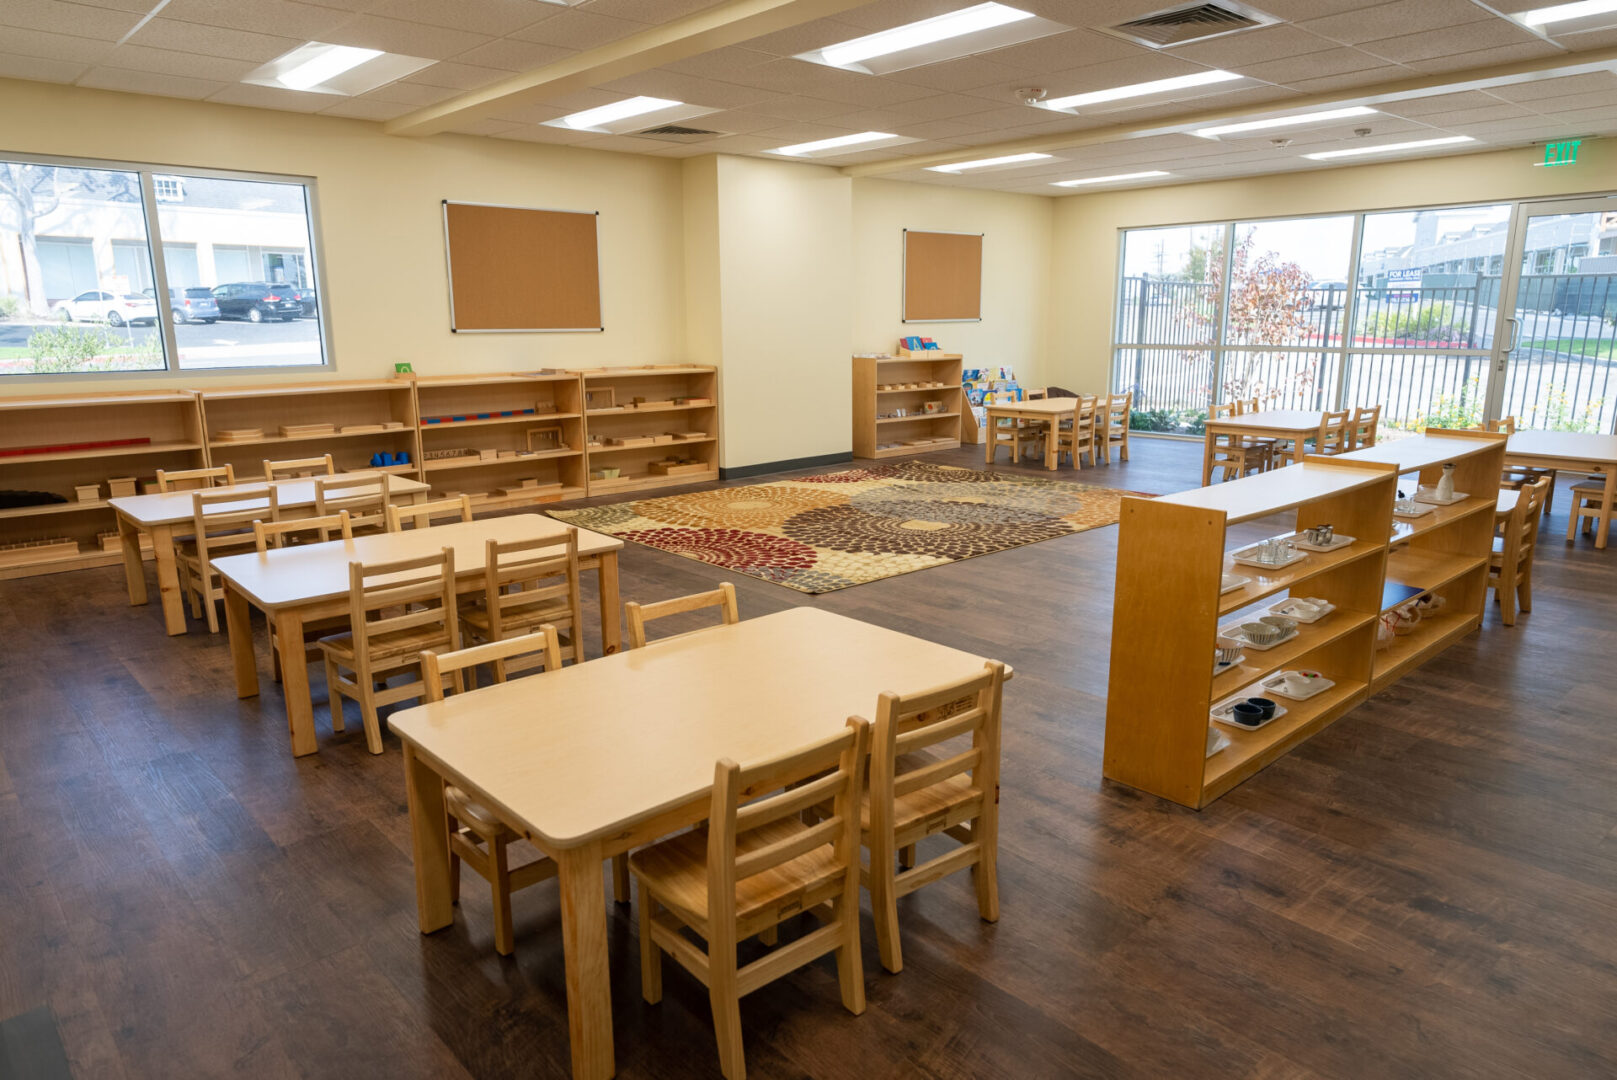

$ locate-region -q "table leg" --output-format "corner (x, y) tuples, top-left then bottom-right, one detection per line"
(1291, 439), (1306, 469)
(1201, 432), (1215, 486)
(224, 582), (259, 699)
(117, 513), (148, 605)
(274, 609), (318, 757)
(598, 551), (621, 656)
(984, 414), (996, 465)
(1598, 467), (1615, 550)
(151, 524), (188, 636)
(403, 744), (455, 933)
(1044, 422), (1057, 471)
(556, 842), (615, 1080)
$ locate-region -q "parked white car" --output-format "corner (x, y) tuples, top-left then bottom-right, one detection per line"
(54, 290), (160, 326)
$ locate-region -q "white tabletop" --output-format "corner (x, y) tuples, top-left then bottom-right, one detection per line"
(109, 471), (428, 527)
(390, 608), (1003, 848)
(985, 398), (1083, 415)
(1505, 430), (1617, 466)
(1204, 409), (1324, 433)
(212, 513), (620, 610)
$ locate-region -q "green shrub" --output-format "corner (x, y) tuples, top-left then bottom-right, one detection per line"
(25, 324), (162, 374)
(0, 295), (22, 320)
(1130, 407), (1206, 435)
(1361, 302), (1465, 343)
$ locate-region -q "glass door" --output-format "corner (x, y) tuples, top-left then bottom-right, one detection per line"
(1488, 196), (1617, 433)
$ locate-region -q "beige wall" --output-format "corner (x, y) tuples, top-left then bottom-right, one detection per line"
(1049, 140), (1617, 393)
(852, 177), (1053, 387)
(0, 77), (687, 391)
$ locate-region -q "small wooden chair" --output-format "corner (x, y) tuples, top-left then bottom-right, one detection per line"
(386, 494), (474, 532)
(1490, 416), (1557, 516)
(626, 582), (740, 649)
(1206, 401), (1268, 482)
(1097, 391), (1131, 463)
(860, 661), (1005, 974)
(461, 532), (583, 669)
(1312, 409), (1352, 455)
(631, 718), (869, 1080)
(155, 464), (235, 492)
(314, 473), (392, 534)
(419, 628), (563, 956)
(1568, 477), (1614, 542)
(989, 411), (1046, 466)
(1491, 477), (1551, 625)
(176, 485), (271, 633)
(1347, 404), (1381, 450)
(255, 511), (354, 682)
(262, 453), (335, 482)
(318, 548), (461, 754)
(1052, 394), (1097, 468)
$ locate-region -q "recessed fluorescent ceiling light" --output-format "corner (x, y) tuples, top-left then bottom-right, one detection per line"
(1052, 170), (1171, 186)
(1303, 135), (1476, 160)
(243, 42), (434, 96)
(771, 132), (901, 156)
(797, 3), (1068, 76)
(1043, 70), (1242, 112)
(928, 152), (1053, 173)
(1193, 105), (1378, 138)
(541, 96), (718, 134)
(1514, 0), (1617, 27)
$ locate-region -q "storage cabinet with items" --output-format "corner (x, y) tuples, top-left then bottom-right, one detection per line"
(199, 381), (418, 479)
(852, 350), (964, 458)
(577, 365), (719, 495)
(412, 373), (586, 509)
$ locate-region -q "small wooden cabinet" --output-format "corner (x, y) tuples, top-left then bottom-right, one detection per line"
(853, 351), (964, 459)
(1103, 429), (1506, 809)
(577, 365), (719, 495)
(413, 373), (585, 509)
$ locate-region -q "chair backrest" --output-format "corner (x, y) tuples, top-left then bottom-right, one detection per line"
(157, 464), (235, 493)
(1104, 392), (1131, 433)
(1507, 476), (1552, 567)
(1487, 415), (1518, 434)
(192, 484), (274, 566)
(1025, 387), (1048, 400)
(420, 626), (562, 702)
(704, 718), (868, 945)
(626, 582), (739, 649)
(345, 548), (460, 677)
(866, 661), (1005, 844)
(1065, 394), (1097, 441)
(1243, 396), (1261, 414)
(1349, 405), (1381, 449)
(1316, 409), (1351, 453)
(1212, 400), (1237, 422)
(482, 530), (583, 657)
(315, 473), (391, 531)
(253, 510), (351, 552)
(387, 494), (474, 532)
(263, 453), (335, 482)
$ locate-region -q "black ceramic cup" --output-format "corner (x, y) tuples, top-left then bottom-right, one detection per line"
(1231, 702), (1266, 726)
(1246, 697), (1277, 719)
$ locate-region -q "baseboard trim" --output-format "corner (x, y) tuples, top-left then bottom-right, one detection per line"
(719, 451), (853, 480)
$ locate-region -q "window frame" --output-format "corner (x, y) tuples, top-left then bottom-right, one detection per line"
(0, 149), (335, 381)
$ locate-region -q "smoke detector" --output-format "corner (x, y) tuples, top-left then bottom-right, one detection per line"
(1018, 87), (1047, 106)
(1270, 137), (1291, 147)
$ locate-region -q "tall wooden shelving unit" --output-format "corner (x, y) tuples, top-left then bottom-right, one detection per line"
(852, 350), (964, 459)
(1104, 429), (1506, 809)
(411, 373), (586, 510)
(577, 365), (719, 496)
(199, 381), (418, 479)
(0, 390), (206, 579)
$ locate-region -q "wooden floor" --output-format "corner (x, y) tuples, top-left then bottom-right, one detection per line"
(3, 437), (1614, 1079)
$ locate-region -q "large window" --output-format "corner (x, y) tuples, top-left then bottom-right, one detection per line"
(0, 155), (328, 376)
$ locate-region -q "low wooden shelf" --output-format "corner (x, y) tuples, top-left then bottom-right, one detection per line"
(199, 381), (417, 479)
(577, 365), (718, 494)
(413, 373), (586, 508)
(1104, 428), (1507, 809)
(853, 353), (964, 458)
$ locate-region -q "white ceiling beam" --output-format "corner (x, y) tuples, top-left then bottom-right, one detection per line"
(383, 0), (872, 137)
(839, 47), (1617, 178)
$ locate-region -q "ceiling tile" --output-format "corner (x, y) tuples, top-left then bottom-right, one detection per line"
(1297, 0), (1493, 45)
(1357, 17), (1550, 64)
(1401, 41), (1571, 75)
(658, 45), (776, 80)
(1402, 103), (1540, 127)
(507, 9), (652, 51)
(596, 68), (785, 109)
(0, 26), (116, 63)
(734, 17), (868, 57)
(1489, 71), (1617, 101)
(1282, 65), (1412, 94)
(126, 19), (302, 63)
(1005, 51), (1230, 106)
(401, 62), (515, 91)
(96, 43), (256, 82)
(317, 96), (416, 120)
(1233, 46), (1392, 87)
(583, 0), (732, 20)
(442, 117), (525, 137)
(353, 80), (461, 107)
(321, 14), (493, 60)
(156, 0), (352, 40)
(363, 0), (550, 37)
(1170, 24), (1343, 68)
(0, 0), (142, 40)
(748, 95), (867, 121)
(204, 82), (334, 112)
(679, 108), (786, 134)
(972, 28), (1141, 73)
(730, 59), (933, 106)
(0, 50), (88, 82)
(450, 38), (575, 71)
(877, 55), (1029, 93)
(77, 66), (227, 99)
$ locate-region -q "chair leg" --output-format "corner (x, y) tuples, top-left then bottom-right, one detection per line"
(1498, 565), (1518, 626)
(271, 631), (283, 684)
(1517, 561), (1533, 614)
(1568, 503), (1579, 540)
(490, 833), (515, 956)
(357, 675), (385, 755)
(867, 843), (903, 974)
(898, 844), (916, 870)
(708, 958), (745, 1080)
(972, 821), (999, 923)
(639, 891), (663, 1004)
(203, 580), (221, 634)
(448, 824), (462, 904)
(186, 572), (203, 619)
(612, 852), (630, 904)
(833, 892), (865, 1016)
(323, 654), (346, 734)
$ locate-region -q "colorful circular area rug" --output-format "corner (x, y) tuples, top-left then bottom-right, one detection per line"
(548, 462), (1155, 594)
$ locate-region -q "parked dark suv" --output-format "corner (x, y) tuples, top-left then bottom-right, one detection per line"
(212, 282), (304, 323)
(145, 286), (220, 324)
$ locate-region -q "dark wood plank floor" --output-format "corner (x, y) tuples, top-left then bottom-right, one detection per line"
(3, 438), (1614, 1079)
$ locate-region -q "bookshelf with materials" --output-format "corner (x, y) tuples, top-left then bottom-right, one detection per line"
(412, 372), (586, 509)
(852, 349), (964, 458)
(577, 365), (719, 495)
(199, 380), (418, 479)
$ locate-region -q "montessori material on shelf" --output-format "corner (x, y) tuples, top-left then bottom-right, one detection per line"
(412, 373), (585, 510)
(200, 381), (418, 480)
(577, 365), (718, 494)
(1104, 428), (1506, 809)
(852, 348), (965, 458)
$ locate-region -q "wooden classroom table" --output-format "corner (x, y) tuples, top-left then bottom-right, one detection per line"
(983, 397), (1081, 470)
(1504, 430), (1617, 549)
(1201, 409), (1324, 485)
(108, 471), (428, 636)
(211, 514), (623, 758)
(389, 607), (1008, 1080)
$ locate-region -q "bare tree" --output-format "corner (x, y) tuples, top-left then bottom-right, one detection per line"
(0, 163), (62, 317)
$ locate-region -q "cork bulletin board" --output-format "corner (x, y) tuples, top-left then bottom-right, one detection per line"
(902, 229), (982, 322)
(442, 200), (603, 332)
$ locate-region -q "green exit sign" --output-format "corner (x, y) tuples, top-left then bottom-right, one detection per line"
(1542, 139), (1582, 167)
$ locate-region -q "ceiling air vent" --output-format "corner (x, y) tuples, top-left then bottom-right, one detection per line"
(631, 125), (729, 144)
(1099, 2), (1280, 49)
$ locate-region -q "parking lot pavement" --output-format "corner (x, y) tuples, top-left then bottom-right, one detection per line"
(0, 316), (322, 360)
